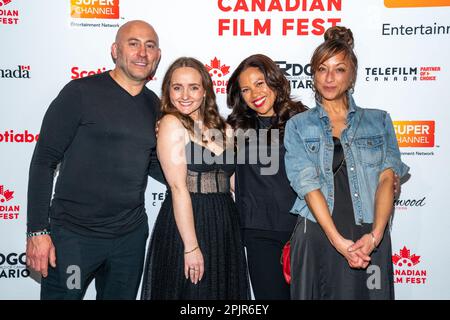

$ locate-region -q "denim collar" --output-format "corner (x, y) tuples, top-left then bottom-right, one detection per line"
(315, 92), (358, 120)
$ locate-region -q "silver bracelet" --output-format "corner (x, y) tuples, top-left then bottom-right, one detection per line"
(26, 230), (51, 238)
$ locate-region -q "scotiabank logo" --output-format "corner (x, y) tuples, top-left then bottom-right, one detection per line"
(0, 130), (39, 143)
(393, 121), (435, 147)
(0, 185), (20, 220)
(385, 0), (450, 8)
(393, 246), (427, 285)
(0, 0), (19, 25)
(0, 253), (29, 279)
(71, 0), (119, 19)
(0, 65), (30, 79)
(71, 66), (106, 79)
(275, 61), (312, 89)
(205, 57), (230, 95)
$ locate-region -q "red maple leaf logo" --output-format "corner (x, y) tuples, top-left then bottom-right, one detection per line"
(205, 57), (230, 78)
(0, 0), (13, 7)
(0, 185), (14, 202)
(392, 246), (421, 267)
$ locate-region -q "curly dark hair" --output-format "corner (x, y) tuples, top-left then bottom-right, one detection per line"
(226, 54), (306, 139)
(161, 57), (227, 140)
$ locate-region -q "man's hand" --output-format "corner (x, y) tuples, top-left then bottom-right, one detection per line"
(26, 234), (56, 278)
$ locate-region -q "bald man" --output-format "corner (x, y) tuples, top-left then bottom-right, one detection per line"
(26, 20), (164, 300)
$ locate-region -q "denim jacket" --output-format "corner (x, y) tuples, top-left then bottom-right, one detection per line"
(284, 95), (409, 225)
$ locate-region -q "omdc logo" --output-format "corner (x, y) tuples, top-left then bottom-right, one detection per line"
(0, 0), (19, 25)
(393, 246), (427, 285)
(205, 57), (230, 95)
(71, 0), (119, 19)
(385, 0), (450, 8)
(71, 66), (107, 79)
(275, 61), (312, 89)
(0, 185), (19, 220)
(0, 253), (29, 279)
(393, 121), (435, 147)
(0, 65), (30, 79)
(0, 130), (39, 143)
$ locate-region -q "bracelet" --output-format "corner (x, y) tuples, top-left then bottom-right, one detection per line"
(370, 232), (377, 249)
(184, 246), (199, 255)
(26, 230), (51, 238)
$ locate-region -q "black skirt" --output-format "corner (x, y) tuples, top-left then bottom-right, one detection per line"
(141, 192), (250, 300)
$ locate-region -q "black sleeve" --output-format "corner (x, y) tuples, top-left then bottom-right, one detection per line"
(27, 81), (83, 233)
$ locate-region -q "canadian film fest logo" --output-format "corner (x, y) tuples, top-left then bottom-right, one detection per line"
(364, 66), (442, 82)
(216, 0), (342, 36)
(0, 184), (19, 220)
(0, 0), (19, 25)
(393, 246), (427, 285)
(383, 0), (450, 36)
(205, 57), (230, 95)
(70, 0), (120, 28)
(0, 65), (30, 79)
(275, 60), (312, 90)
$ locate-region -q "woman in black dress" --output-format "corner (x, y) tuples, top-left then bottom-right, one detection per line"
(227, 54), (307, 299)
(141, 57), (249, 299)
(284, 26), (409, 299)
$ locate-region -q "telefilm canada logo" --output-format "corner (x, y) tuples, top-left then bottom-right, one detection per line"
(205, 57), (230, 95)
(364, 66), (441, 82)
(275, 61), (313, 89)
(0, 0), (19, 25)
(0, 184), (20, 220)
(0, 65), (31, 79)
(0, 253), (29, 279)
(393, 246), (427, 285)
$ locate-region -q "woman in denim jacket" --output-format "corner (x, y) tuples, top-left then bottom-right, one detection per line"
(284, 26), (409, 299)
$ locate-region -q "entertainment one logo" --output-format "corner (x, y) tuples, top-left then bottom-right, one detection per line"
(71, 0), (119, 19)
(364, 66), (441, 82)
(0, 253), (29, 279)
(275, 61), (312, 89)
(205, 57), (230, 95)
(0, 65), (30, 79)
(0, 0), (20, 25)
(0, 184), (20, 220)
(393, 246), (427, 285)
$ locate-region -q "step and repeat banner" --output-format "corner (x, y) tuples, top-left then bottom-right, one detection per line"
(1, 0), (449, 299)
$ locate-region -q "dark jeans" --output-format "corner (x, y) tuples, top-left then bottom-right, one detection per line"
(41, 222), (149, 300)
(244, 228), (291, 300)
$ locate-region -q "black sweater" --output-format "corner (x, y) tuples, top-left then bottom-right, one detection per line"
(27, 72), (164, 237)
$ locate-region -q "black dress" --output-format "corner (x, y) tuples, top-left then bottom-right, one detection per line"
(141, 141), (250, 300)
(290, 137), (395, 300)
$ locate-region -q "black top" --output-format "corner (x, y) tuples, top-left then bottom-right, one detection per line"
(27, 72), (164, 238)
(234, 116), (297, 232)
